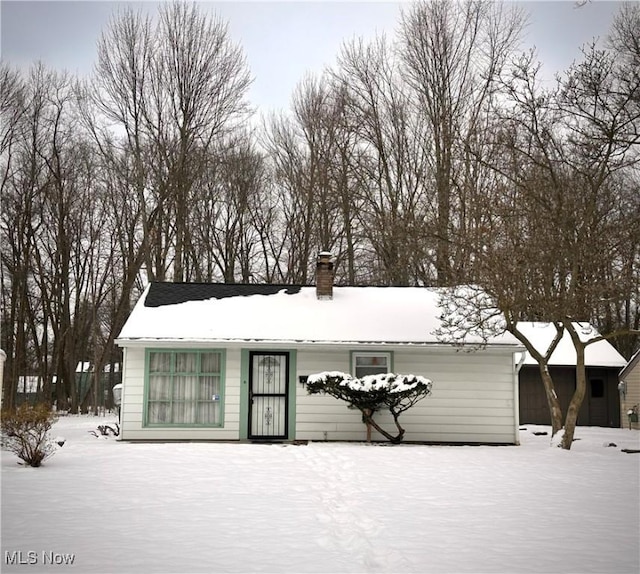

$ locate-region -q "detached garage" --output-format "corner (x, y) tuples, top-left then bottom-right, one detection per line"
(517, 322), (627, 427)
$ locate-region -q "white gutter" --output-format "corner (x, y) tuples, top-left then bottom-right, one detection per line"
(513, 351), (527, 445)
(115, 338), (523, 351)
(117, 347), (127, 441)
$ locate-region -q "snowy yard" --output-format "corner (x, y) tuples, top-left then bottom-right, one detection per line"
(1, 416), (639, 574)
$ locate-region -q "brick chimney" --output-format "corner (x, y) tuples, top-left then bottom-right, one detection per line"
(316, 252), (334, 300)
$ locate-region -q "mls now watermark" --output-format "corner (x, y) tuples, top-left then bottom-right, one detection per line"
(5, 550), (76, 566)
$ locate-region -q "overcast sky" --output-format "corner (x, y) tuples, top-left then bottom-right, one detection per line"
(0, 1), (624, 115)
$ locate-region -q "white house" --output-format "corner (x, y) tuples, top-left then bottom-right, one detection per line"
(116, 255), (524, 444)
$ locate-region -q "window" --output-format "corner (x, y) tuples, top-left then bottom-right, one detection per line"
(146, 350), (224, 426)
(590, 379), (604, 398)
(352, 352), (392, 378)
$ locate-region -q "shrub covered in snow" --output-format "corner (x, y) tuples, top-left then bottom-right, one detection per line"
(1, 403), (58, 467)
(306, 372), (432, 443)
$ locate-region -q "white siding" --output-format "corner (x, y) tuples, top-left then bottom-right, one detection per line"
(120, 347), (242, 440)
(295, 347), (519, 444)
(119, 343), (519, 444)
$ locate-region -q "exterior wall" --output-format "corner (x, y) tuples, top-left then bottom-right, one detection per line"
(519, 366), (621, 428)
(620, 360), (640, 430)
(120, 346), (243, 440)
(296, 347), (519, 444)
(120, 344), (519, 444)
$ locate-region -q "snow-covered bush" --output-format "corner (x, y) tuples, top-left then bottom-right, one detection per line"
(306, 371), (432, 443)
(1, 403), (58, 467)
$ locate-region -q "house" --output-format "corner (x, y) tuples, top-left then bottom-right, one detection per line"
(10, 363), (122, 409)
(75, 362), (122, 408)
(517, 322), (627, 428)
(15, 375), (42, 406)
(619, 349), (640, 430)
(115, 254), (525, 444)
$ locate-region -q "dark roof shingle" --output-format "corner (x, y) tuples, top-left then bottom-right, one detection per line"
(144, 282), (302, 308)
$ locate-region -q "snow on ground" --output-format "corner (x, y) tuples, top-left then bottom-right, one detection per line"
(2, 416), (639, 574)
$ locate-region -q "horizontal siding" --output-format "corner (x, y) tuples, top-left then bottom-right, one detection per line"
(621, 362), (640, 430)
(295, 347), (518, 444)
(300, 404), (512, 417)
(122, 428), (240, 441)
(120, 347), (242, 441)
(121, 344), (519, 444)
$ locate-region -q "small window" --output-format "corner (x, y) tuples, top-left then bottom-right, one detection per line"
(352, 352), (391, 378)
(590, 379), (604, 398)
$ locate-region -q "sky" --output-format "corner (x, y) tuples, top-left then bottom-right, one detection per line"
(0, 1), (625, 116)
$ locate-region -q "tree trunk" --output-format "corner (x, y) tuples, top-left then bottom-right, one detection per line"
(539, 364), (564, 436)
(561, 335), (587, 450)
(364, 409), (373, 443)
(361, 409), (404, 443)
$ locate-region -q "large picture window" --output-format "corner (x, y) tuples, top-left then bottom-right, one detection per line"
(352, 352), (392, 378)
(146, 350), (224, 426)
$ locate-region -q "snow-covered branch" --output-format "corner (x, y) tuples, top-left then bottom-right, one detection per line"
(434, 286), (507, 350)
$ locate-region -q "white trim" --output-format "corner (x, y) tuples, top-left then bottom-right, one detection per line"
(118, 347), (127, 441)
(513, 351), (526, 445)
(351, 351), (392, 378)
(117, 339), (524, 351)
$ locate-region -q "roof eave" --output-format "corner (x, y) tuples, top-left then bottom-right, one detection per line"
(115, 337), (524, 351)
(620, 349), (640, 379)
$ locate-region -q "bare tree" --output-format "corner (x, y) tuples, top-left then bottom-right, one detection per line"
(335, 37), (431, 285)
(399, 0), (525, 285)
(1, 64), (111, 412)
(151, 1), (252, 282)
(451, 7), (640, 449)
(0, 65), (31, 410)
(187, 131), (271, 282)
(263, 74), (365, 284)
(600, 3), (640, 357)
(93, 1), (252, 282)
(61, 1), (255, 411)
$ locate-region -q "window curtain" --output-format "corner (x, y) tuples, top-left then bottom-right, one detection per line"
(172, 353), (197, 423)
(200, 353), (221, 424)
(147, 351), (221, 425)
(148, 352), (172, 423)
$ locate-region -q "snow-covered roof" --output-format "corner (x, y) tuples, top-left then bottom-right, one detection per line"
(620, 348), (640, 379)
(516, 322), (627, 368)
(76, 361), (91, 373)
(116, 283), (521, 348)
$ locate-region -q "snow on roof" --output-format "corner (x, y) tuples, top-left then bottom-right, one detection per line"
(516, 322), (627, 368)
(116, 283), (521, 347)
(620, 348), (640, 379)
(76, 361), (91, 373)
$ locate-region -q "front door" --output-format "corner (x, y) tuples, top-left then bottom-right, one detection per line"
(249, 352), (289, 439)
